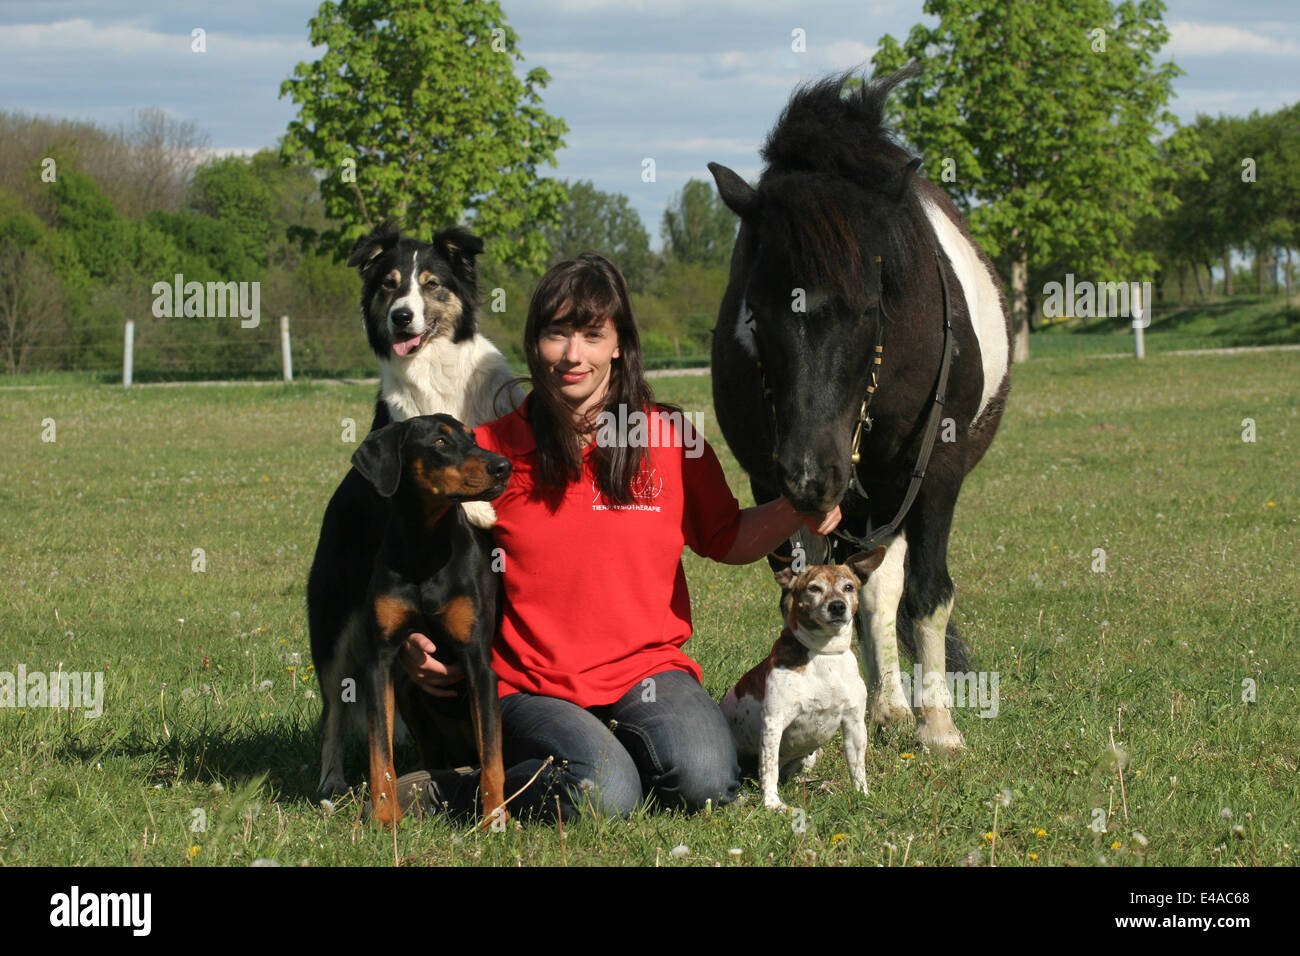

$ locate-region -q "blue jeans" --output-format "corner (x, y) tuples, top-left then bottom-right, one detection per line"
(434, 670), (740, 821)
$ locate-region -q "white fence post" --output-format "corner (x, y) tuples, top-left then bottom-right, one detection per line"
(123, 320), (134, 388)
(1133, 284), (1146, 360)
(280, 314), (293, 382)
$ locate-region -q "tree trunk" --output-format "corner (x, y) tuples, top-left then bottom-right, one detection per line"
(1287, 247), (1294, 300)
(1191, 261), (1206, 299)
(1223, 250), (1233, 296)
(1257, 247), (1267, 296)
(1176, 264), (1185, 302)
(1010, 253), (1029, 362)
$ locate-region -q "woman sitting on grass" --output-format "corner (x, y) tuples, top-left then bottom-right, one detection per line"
(397, 252), (839, 820)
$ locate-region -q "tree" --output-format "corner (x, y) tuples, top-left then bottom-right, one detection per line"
(874, 0), (1183, 360)
(661, 178), (737, 267)
(541, 179), (653, 292)
(280, 0), (568, 270)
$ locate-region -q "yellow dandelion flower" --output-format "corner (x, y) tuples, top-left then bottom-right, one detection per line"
(1135, 770), (1141, 776)
(1028, 853), (1039, 861)
(901, 753), (915, 760)
(1111, 840), (1122, 849)
(983, 831), (995, 841)
(188, 845), (201, 858)
(1034, 828), (1047, 838)
(830, 833), (847, 846)
(1265, 502), (1275, 507)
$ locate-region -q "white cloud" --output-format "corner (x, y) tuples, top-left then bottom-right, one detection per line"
(1166, 20), (1300, 56)
(0, 18), (314, 59)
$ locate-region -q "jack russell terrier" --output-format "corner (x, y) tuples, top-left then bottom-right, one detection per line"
(722, 547), (887, 811)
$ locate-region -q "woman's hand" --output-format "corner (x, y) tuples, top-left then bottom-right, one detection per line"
(399, 632), (466, 698)
(722, 498), (843, 564)
(798, 504), (842, 536)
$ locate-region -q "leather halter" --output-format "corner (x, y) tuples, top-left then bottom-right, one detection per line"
(750, 248), (956, 559)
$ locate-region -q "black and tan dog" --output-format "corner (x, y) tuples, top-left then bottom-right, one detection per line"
(309, 414), (511, 826)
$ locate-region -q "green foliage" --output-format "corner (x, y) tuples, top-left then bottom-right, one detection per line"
(541, 179), (654, 293)
(50, 167), (137, 279)
(661, 178), (737, 267)
(190, 156), (273, 271)
(874, 0), (1183, 282)
(280, 0), (568, 270)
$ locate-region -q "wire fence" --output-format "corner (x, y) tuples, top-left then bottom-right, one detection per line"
(2, 294), (1294, 383)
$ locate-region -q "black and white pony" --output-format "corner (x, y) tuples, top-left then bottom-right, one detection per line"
(708, 68), (1011, 754)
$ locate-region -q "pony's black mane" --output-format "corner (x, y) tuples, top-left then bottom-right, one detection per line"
(757, 66), (928, 306)
(761, 66), (917, 185)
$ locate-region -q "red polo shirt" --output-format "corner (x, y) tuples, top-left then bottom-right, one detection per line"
(473, 398), (742, 706)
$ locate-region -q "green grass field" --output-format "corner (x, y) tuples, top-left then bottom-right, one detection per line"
(0, 350), (1296, 866)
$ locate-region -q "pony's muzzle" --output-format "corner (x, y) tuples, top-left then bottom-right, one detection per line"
(778, 454), (846, 513)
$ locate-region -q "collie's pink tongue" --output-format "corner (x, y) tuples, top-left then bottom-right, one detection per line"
(393, 335), (422, 356)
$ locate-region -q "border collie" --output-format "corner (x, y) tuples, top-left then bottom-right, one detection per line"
(348, 223), (524, 434)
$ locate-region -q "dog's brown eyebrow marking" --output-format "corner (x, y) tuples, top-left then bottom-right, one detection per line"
(440, 424), (453, 436)
(441, 596), (475, 644)
(373, 595), (416, 640)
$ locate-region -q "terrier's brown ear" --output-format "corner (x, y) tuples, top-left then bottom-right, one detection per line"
(774, 567), (796, 591)
(847, 546), (888, 580)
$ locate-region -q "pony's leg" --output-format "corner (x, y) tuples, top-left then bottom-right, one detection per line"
(859, 531), (912, 731)
(905, 495), (966, 755)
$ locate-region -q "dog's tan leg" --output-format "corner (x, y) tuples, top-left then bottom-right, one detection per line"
(860, 531), (912, 731)
(367, 669), (401, 826)
(914, 594), (965, 755)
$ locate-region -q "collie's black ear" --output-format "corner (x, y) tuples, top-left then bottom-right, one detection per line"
(891, 157), (923, 203)
(708, 162), (760, 220)
(433, 226), (485, 287)
(347, 223), (401, 273)
(351, 420), (406, 498)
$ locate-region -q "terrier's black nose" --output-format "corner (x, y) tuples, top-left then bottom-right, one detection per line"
(488, 457), (511, 481)
(827, 600), (847, 617)
(391, 307), (414, 328)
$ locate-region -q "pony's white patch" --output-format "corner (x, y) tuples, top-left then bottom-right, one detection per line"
(379, 333), (522, 429)
(388, 250), (426, 336)
(735, 300), (757, 358)
(920, 198), (1008, 426)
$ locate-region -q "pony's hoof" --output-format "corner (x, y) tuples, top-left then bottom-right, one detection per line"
(871, 701), (915, 731)
(916, 710), (966, 755)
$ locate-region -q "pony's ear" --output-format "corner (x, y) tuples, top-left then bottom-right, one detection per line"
(890, 157), (923, 203)
(351, 420), (406, 498)
(347, 223), (400, 274)
(708, 162), (760, 220)
(433, 226), (485, 287)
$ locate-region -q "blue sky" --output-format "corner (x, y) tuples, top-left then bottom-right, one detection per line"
(1, 0), (1297, 248)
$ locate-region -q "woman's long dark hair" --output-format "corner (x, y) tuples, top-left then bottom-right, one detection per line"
(523, 252), (655, 506)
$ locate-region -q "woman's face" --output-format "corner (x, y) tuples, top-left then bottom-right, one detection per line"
(538, 312), (621, 418)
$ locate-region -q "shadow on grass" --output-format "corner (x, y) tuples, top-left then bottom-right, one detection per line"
(44, 716), (425, 806)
